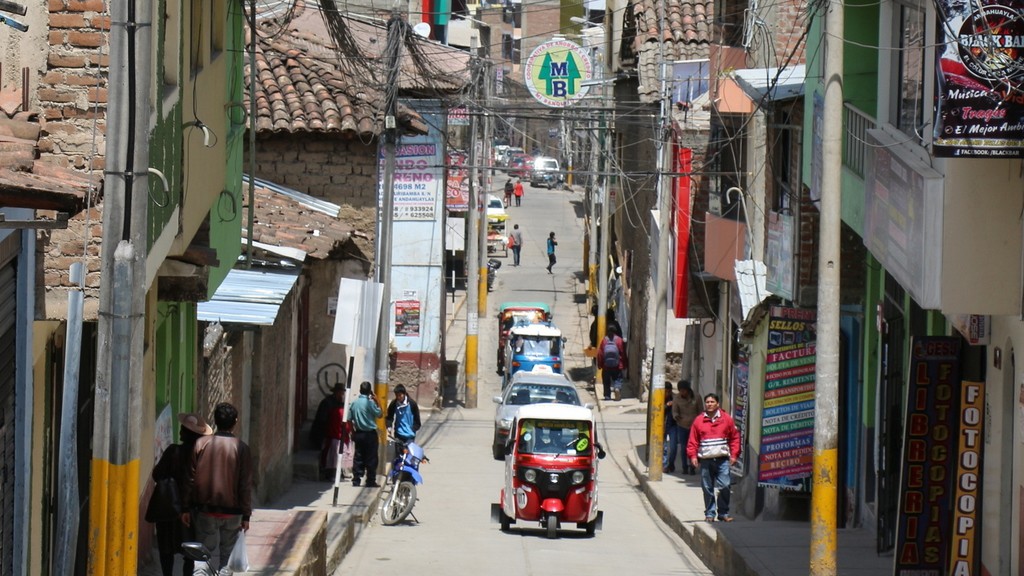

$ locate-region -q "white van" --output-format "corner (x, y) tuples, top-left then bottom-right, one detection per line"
(530, 157), (562, 189)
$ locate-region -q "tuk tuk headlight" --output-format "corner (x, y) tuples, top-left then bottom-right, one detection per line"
(499, 418), (513, 431)
(571, 471), (586, 485)
(524, 469), (537, 483)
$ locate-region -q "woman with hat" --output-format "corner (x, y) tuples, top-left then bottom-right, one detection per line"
(148, 413), (212, 576)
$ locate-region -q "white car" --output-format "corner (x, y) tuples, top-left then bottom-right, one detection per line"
(487, 194), (508, 223)
(492, 368), (585, 460)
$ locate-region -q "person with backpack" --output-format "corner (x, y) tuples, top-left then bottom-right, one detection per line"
(596, 324), (627, 401)
(503, 178), (514, 207)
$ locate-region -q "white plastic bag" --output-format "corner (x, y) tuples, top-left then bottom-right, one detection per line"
(226, 529), (250, 572)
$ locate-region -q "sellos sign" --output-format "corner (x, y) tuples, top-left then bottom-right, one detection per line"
(934, 1), (1024, 157)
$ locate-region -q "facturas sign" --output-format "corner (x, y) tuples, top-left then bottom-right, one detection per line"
(523, 39), (592, 108)
(934, 2), (1024, 157)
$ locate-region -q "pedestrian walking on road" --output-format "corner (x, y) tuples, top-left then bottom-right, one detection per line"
(596, 324), (627, 400)
(350, 381), (383, 487)
(672, 380), (701, 474)
(149, 413), (212, 576)
(686, 393), (741, 522)
(513, 178), (524, 206)
(546, 231), (557, 273)
(509, 224), (523, 266)
(183, 403), (253, 572)
(503, 178), (513, 207)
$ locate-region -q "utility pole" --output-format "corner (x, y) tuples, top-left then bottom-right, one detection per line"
(647, 5), (671, 481)
(810, 0), (843, 571)
(376, 14), (403, 431)
(478, 51), (491, 316)
(465, 37), (481, 408)
(89, 0), (152, 571)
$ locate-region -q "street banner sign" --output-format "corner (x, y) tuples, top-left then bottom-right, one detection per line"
(523, 39), (593, 107)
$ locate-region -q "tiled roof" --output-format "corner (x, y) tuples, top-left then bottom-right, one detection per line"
(244, 175), (355, 259)
(0, 101), (95, 214)
(248, 28), (427, 136)
(289, 5), (472, 95)
(247, 4), (473, 136)
(630, 0), (714, 103)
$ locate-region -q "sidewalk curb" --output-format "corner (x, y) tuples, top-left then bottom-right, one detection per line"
(325, 489), (378, 574)
(626, 450), (756, 576)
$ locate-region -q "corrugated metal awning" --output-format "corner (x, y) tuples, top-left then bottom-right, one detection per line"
(198, 267), (300, 326)
(733, 65), (806, 103)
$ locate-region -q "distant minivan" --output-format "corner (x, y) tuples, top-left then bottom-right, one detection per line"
(530, 157), (562, 189)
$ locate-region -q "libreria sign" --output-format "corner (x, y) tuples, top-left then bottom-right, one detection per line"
(524, 39), (593, 108)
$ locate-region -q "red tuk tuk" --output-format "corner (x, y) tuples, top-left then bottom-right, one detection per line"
(491, 404), (605, 538)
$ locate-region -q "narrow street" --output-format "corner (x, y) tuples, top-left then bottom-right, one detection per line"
(335, 183), (713, 575)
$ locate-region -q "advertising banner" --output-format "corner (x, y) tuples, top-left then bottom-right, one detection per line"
(948, 380), (984, 576)
(731, 351), (749, 477)
(934, 1), (1024, 157)
(394, 299), (421, 337)
(757, 306), (816, 490)
(894, 337), (961, 576)
(446, 150), (469, 211)
(381, 141), (442, 220)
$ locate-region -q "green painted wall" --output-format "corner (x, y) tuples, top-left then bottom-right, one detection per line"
(206, 1), (245, 295)
(154, 302), (197, 441)
(149, 0), (184, 249)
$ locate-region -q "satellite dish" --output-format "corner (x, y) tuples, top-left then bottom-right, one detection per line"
(413, 22), (431, 38)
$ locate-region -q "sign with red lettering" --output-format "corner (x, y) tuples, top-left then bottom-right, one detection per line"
(948, 380), (983, 576)
(757, 306), (816, 490)
(934, 1), (1024, 157)
(894, 336), (961, 576)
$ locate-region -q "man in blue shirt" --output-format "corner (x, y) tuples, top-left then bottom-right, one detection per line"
(349, 381), (383, 487)
(386, 384), (421, 456)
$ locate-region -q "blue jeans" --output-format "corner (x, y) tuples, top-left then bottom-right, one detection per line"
(699, 456), (732, 519)
(663, 424), (680, 469)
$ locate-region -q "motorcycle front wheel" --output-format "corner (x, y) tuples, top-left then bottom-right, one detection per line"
(380, 480), (417, 525)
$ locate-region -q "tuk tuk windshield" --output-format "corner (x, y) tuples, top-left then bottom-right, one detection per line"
(512, 335), (561, 357)
(518, 420), (593, 456)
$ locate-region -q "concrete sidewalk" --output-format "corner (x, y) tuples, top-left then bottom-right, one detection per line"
(596, 395), (893, 576)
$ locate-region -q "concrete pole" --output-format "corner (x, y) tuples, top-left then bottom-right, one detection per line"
(375, 14), (403, 440)
(596, 109), (610, 387)
(810, 0), (843, 572)
(478, 52), (490, 317)
(465, 37), (481, 409)
(648, 55), (670, 481)
(90, 0), (152, 569)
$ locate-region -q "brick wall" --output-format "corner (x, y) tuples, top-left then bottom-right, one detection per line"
(767, 0), (807, 65)
(255, 134), (379, 220)
(40, 0), (109, 170)
(250, 288), (298, 504)
(36, 205), (103, 320)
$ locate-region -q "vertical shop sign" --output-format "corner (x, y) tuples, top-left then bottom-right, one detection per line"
(731, 351), (749, 477)
(948, 380), (984, 576)
(673, 147), (692, 317)
(894, 336), (961, 576)
(758, 306), (816, 490)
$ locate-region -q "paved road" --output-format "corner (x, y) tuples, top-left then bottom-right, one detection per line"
(335, 184), (712, 575)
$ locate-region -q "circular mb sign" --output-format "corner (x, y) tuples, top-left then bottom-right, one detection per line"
(524, 39), (593, 108)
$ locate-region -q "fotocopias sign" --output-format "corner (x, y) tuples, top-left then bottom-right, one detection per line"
(523, 39), (593, 108)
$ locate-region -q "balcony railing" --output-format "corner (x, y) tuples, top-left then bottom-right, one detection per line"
(843, 103), (874, 178)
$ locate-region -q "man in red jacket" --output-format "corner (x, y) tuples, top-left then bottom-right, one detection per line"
(686, 393), (741, 522)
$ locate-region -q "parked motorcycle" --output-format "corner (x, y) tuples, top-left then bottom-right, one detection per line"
(487, 258), (502, 292)
(180, 542), (221, 575)
(380, 441), (429, 525)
